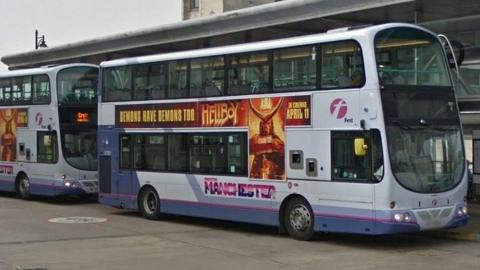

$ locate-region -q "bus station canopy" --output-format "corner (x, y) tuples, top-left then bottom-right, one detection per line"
(3, 0), (480, 69)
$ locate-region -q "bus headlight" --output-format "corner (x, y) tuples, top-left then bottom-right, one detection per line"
(63, 180), (79, 188)
(457, 206), (468, 216)
(403, 212), (412, 222)
(393, 212), (413, 223)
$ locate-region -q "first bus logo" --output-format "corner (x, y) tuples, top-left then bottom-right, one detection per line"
(330, 98), (353, 123)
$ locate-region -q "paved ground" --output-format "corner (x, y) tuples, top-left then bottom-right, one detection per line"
(0, 192), (479, 270)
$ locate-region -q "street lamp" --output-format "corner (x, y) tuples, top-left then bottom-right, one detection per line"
(35, 29), (48, 49)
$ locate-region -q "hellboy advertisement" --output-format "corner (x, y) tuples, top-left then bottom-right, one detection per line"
(0, 109), (28, 162)
(115, 95), (311, 180)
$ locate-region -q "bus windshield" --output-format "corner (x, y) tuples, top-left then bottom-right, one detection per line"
(376, 27), (464, 193)
(375, 27), (451, 87)
(62, 130), (97, 171)
(57, 66), (98, 104)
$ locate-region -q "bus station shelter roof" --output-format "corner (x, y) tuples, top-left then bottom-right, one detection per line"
(3, 0), (480, 69)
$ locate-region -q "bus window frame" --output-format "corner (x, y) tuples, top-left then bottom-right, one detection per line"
(331, 129), (383, 183)
(100, 39), (366, 103)
(0, 74), (51, 106)
(37, 130), (59, 164)
(118, 132), (248, 177)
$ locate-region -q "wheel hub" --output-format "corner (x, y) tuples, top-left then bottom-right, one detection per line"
(20, 179), (30, 193)
(144, 191), (157, 214)
(289, 204), (311, 232)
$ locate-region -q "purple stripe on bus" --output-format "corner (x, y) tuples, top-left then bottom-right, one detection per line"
(162, 198), (279, 213)
(314, 211), (416, 224)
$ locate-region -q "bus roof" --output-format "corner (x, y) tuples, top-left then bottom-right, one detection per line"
(0, 63), (98, 79)
(100, 23), (436, 68)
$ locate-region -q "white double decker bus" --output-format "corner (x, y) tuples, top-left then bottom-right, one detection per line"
(98, 23), (468, 240)
(0, 64), (99, 199)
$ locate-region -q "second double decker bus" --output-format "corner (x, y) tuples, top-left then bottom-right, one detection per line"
(0, 64), (99, 199)
(98, 23), (468, 240)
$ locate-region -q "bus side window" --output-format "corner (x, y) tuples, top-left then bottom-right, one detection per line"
(273, 46), (316, 92)
(321, 41), (364, 89)
(120, 135), (132, 170)
(331, 130), (383, 182)
(228, 53), (270, 95)
(33, 75), (51, 104)
(331, 131), (369, 181)
(104, 67), (132, 101)
(37, 131), (58, 164)
(0, 78), (12, 105)
(227, 134), (247, 175)
(371, 130), (384, 181)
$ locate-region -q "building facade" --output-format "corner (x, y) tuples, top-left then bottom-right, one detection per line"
(183, 0), (279, 20)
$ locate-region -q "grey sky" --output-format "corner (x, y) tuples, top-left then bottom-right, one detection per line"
(0, 0), (182, 70)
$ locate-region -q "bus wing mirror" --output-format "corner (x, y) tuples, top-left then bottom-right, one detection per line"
(354, 138), (368, 156)
(439, 35), (465, 68)
(447, 40), (465, 68)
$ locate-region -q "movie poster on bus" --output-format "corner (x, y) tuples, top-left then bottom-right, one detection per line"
(115, 95), (311, 181)
(284, 95), (311, 126)
(0, 108), (28, 162)
(116, 100), (249, 128)
(248, 97), (286, 181)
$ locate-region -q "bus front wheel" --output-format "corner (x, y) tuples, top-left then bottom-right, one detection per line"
(138, 186), (162, 220)
(284, 197), (315, 241)
(16, 174), (31, 200)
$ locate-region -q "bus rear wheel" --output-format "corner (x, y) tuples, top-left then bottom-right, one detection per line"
(16, 175), (31, 200)
(284, 197), (315, 241)
(138, 186), (162, 220)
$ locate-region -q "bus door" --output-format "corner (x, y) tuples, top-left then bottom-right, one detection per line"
(115, 134), (134, 198)
(99, 131), (132, 200)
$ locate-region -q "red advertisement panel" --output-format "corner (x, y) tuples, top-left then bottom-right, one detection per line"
(285, 95), (311, 126)
(115, 95), (310, 129)
(116, 100), (249, 128)
(248, 97), (286, 180)
(0, 108), (28, 162)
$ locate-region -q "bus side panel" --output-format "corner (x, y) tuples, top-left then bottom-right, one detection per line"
(160, 173), (279, 226)
(0, 173), (15, 192)
(99, 127), (137, 208)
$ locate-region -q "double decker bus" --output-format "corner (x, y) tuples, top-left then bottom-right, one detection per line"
(98, 23), (468, 240)
(0, 64), (99, 199)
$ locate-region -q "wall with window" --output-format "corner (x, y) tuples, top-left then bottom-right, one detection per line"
(183, 0), (223, 20)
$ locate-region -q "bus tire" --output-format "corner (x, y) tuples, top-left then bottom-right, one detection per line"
(284, 197), (315, 241)
(16, 174), (31, 200)
(138, 186), (162, 220)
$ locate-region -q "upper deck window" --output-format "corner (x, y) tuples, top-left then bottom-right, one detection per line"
(133, 63), (166, 100)
(273, 46), (316, 92)
(375, 27), (451, 87)
(104, 66), (132, 101)
(321, 41), (364, 89)
(57, 66), (98, 105)
(32, 75), (50, 104)
(168, 60), (189, 98)
(0, 75), (50, 105)
(190, 56), (224, 97)
(101, 40), (366, 102)
(228, 52), (270, 95)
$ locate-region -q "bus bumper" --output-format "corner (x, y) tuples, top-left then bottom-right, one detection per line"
(31, 179), (98, 196)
